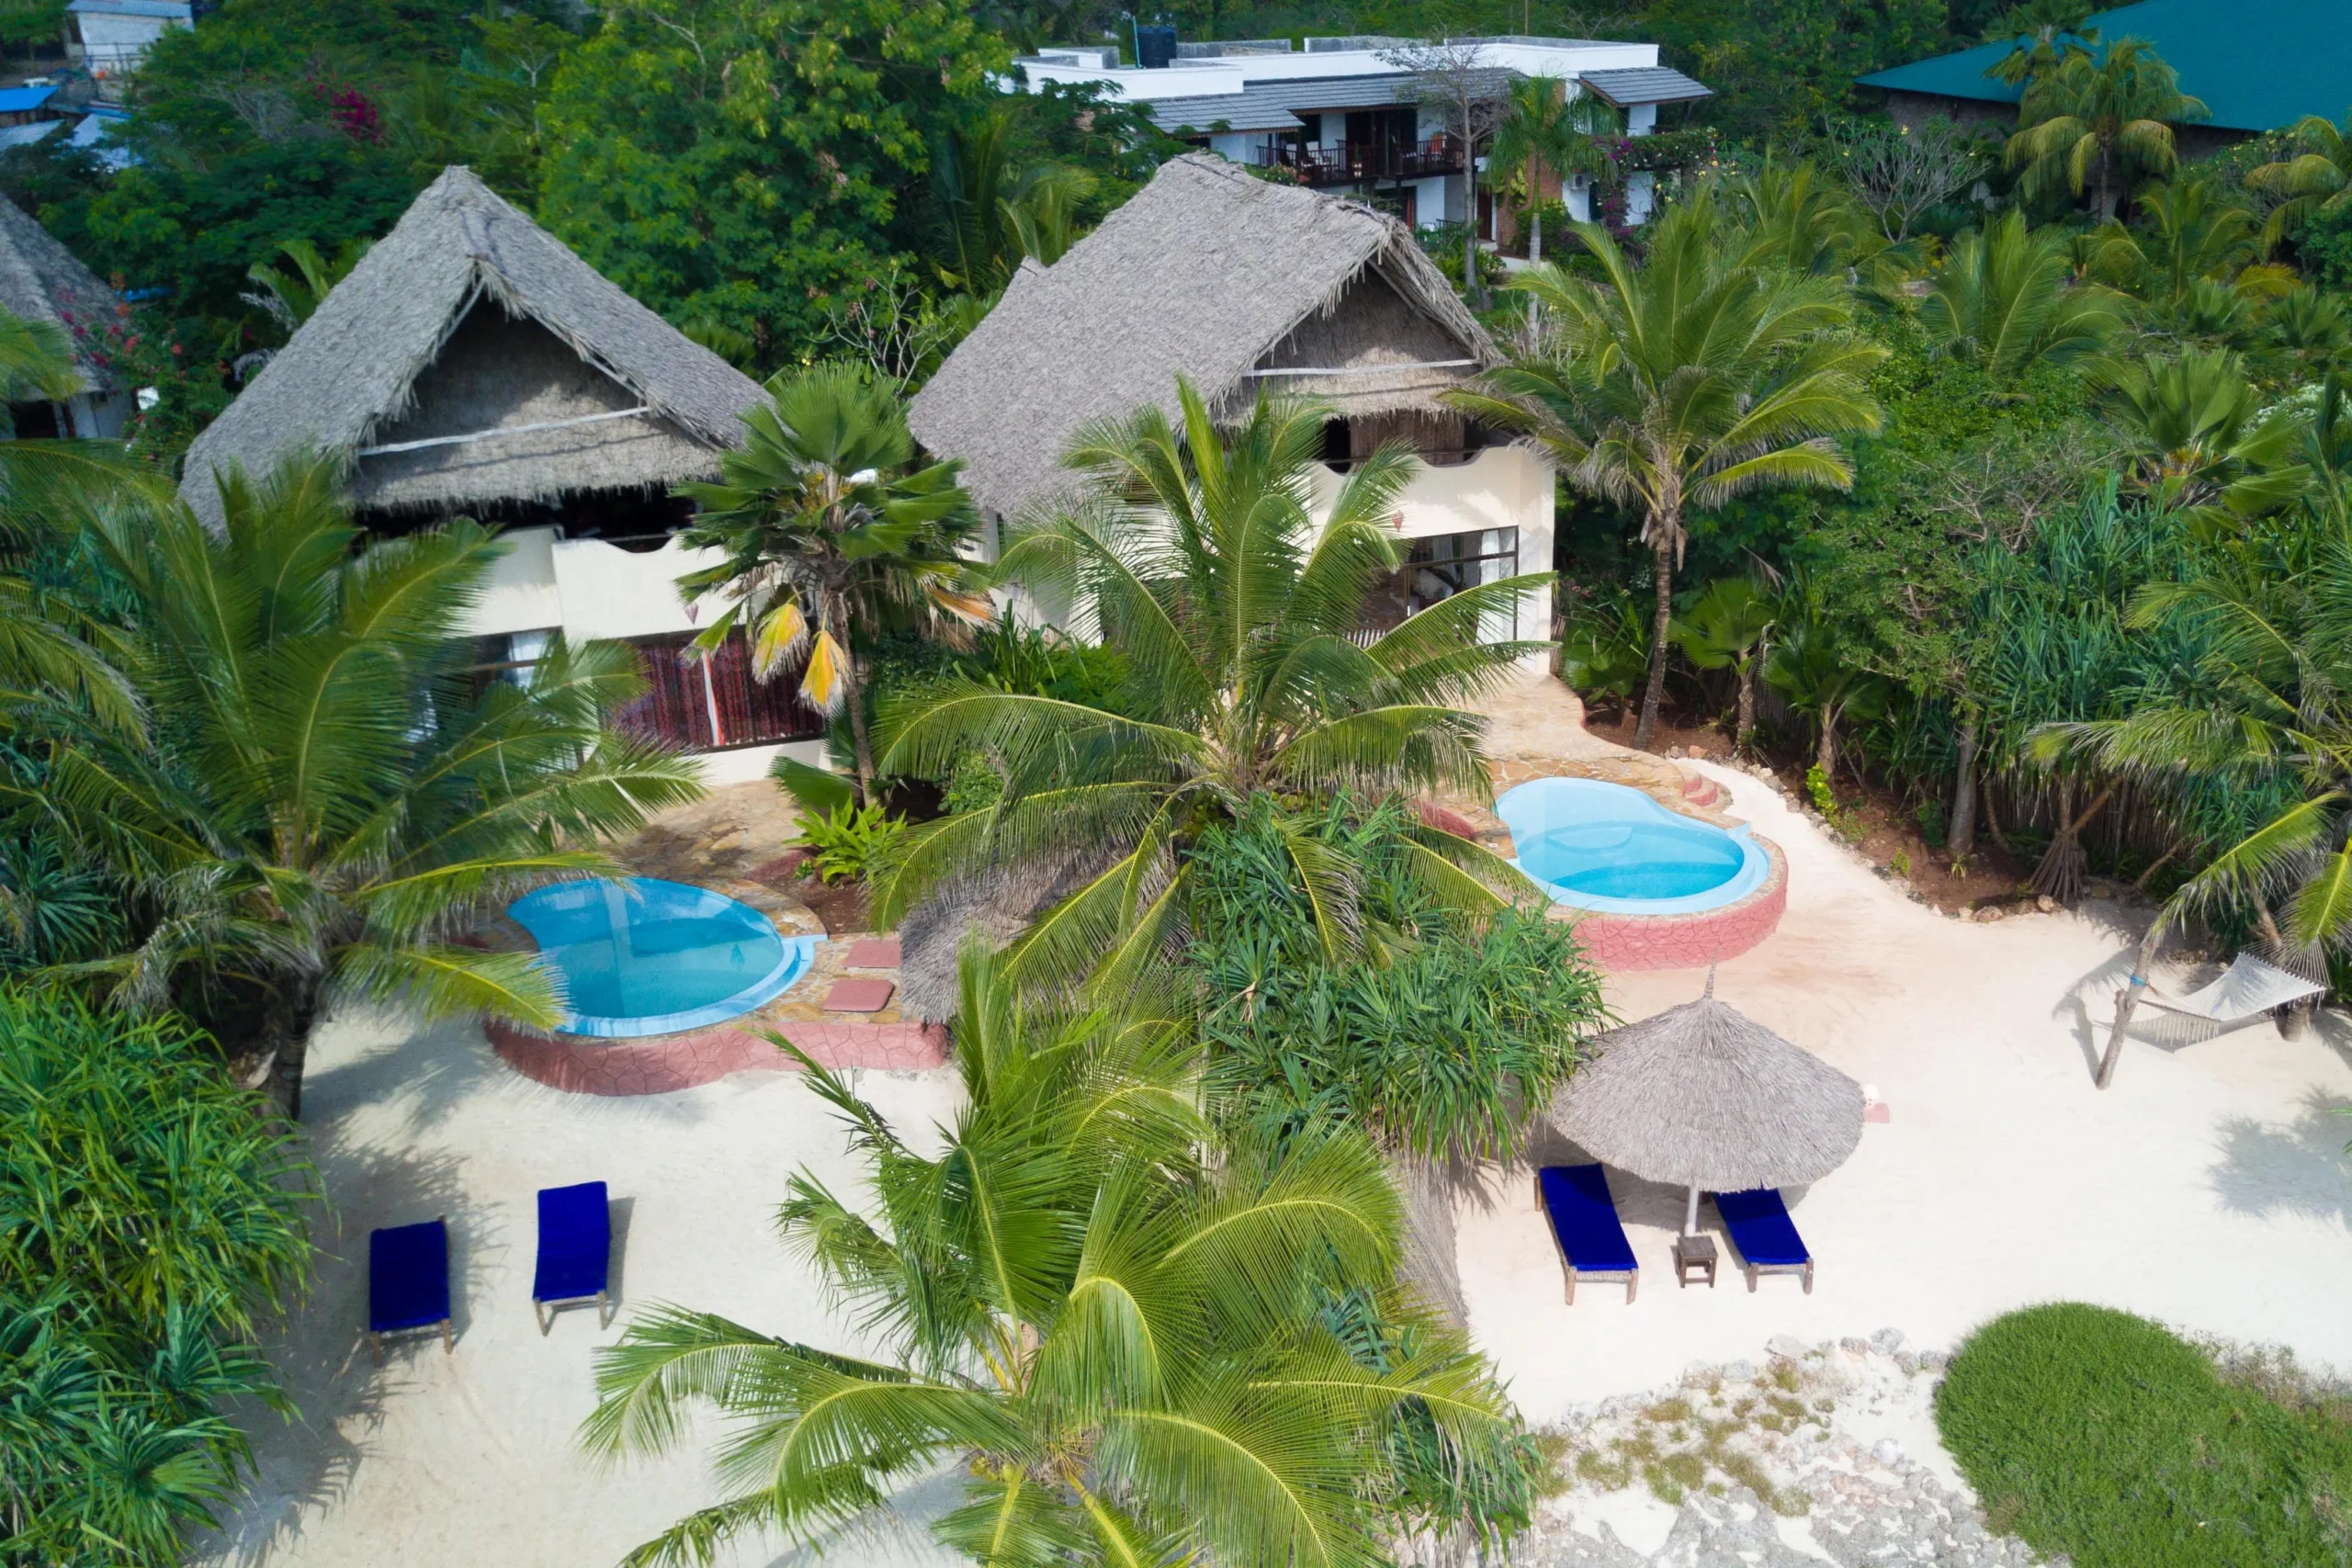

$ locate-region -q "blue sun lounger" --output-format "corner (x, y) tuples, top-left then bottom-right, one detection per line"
(533, 1181), (613, 1334)
(1537, 1164), (1639, 1304)
(368, 1217), (453, 1362)
(1713, 1188), (1815, 1293)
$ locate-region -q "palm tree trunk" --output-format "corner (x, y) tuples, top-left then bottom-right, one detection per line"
(1634, 532), (1675, 750)
(264, 969), (328, 1121)
(1734, 655), (1756, 753)
(2097, 918), (2165, 1089)
(1815, 701), (1838, 782)
(842, 657), (879, 807)
(1948, 708), (1980, 860)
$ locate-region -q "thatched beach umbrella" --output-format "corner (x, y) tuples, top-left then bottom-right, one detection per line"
(1549, 976), (1863, 1235)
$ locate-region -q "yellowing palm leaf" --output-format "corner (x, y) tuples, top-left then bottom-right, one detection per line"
(800, 628), (849, 713)
(752, 599), (809, 678)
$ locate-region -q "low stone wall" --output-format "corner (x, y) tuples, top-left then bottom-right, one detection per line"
(1557, 835), (1789, 972)
(488, 1016), (949, 1097)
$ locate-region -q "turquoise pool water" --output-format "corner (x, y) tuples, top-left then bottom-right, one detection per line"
(506, 878), (815, 1038)
(1496, 778), (1767, 915)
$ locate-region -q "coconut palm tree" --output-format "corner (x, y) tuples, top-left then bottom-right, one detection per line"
(1447, 193), (1885, 750)
(2006, 39), (2207, 220)
(1672, 576), (1777, 752)
(2073, 176), (2268, 325)
(872, 379), (1546, 990)
(2249, 110), (2352, 247)
(674, 364), (989, 805)
(5, 457), (702, 1116)
(584, 948), (1522, 1568)
(1488, 75), (1616, 265)
(1918, 209), (2131, 380)
(1725, 158), (1875, 278)
(1981, 0), (2098, 87)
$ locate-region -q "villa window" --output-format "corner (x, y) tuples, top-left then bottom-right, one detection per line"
(1361, 526), (1520, 638)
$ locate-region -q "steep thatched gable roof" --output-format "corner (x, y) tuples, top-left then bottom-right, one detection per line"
(909, 153), (1498, 520)
(179, 167), (764, 524)
(0, 195), (120, 394)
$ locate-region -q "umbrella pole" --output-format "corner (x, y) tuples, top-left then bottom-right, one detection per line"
(1683, 1184), (1700, 1236)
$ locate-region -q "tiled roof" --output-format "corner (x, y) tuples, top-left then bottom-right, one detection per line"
(1857, 0), (2352, 133)
(1578, 66), (1713, 107)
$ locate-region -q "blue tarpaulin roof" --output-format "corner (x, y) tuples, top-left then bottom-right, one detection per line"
(0, 85), (59, 114)
(1858, 0), (2352, 133)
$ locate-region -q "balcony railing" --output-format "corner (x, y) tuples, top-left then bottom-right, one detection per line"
(1261, 135), (1464, 186)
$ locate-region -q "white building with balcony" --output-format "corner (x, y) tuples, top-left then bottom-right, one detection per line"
(910, 152), (1558, 657)
(1014, 34), (1709, 232)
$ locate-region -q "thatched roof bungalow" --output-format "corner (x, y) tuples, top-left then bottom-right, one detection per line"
(178, 168), (821, 780)
(910, 152), (1513, 525)
(181, 167), (763, 528)
(0, 194), (133, 439)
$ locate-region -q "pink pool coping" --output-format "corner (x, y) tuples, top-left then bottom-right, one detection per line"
(1554, 833), (1789, 972)
(489, 1015), (948, 1097)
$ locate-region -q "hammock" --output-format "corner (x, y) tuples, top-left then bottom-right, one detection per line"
(2132, 954), (2326, 1025)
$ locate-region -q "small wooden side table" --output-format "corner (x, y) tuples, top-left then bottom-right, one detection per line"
(1673, 1234), (1718, 1289)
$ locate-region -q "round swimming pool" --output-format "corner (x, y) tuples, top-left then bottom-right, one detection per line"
(1496, 778), (1769, 915)
(506, 877), (816, 1038)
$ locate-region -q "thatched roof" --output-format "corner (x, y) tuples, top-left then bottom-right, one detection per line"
(1548, 988), (1863, 1192)
(896, 851), (1126, 1024)
(0, 195), (120, 393)
(908, 153), (1500, 519)
(179, 167), (764, 525)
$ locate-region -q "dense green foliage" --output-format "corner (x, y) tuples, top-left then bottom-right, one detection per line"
(1937, 1303), (2352, 1568)
(0, 987), (315, 1566)
(1191, 795), (1606, 1163)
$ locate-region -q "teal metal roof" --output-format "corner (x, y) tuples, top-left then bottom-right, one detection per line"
(1857, 0), (2352, 133)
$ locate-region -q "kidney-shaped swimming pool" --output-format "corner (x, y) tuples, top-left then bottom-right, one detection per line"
(1496, 777), (1769, 915)
(507, 877), (816, 1038)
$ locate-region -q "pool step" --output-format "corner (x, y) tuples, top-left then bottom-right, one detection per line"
(1679, 771), (1725, 810)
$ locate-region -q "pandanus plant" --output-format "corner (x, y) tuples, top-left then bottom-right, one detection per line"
(674, 364), (990, 804)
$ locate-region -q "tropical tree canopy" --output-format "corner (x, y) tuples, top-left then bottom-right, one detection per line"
(2248, 111), (2352, 246)
(2005, 38), (2207, 220)
(3, 456), (702, 1114)
(1446, 190), (1884, 748)
(674, 362), (989, 804)
(1488, 74), (1617, 265)
(584, 949), (1527, 1568)
(872, 379), (1549, 997)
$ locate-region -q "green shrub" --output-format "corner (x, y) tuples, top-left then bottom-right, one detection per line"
(787, 802), (906, 886)
(1937, 1303), (2352, 1568)
(0, 987), (316, 1564)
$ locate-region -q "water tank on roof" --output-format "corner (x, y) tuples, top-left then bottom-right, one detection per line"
(1136, 25), (1177, 67)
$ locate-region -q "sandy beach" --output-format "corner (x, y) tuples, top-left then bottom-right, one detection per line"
(196, 691), (2352, 1568)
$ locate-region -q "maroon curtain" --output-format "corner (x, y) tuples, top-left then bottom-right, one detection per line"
(609, 631), (828, 750)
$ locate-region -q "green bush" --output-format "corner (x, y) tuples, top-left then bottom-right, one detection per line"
(787, 802), (906, 886)
(0, 987), (316, 1564)
(1937, 1303), (2352, 1568)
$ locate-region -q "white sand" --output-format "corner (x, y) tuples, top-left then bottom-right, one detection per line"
(195, 1013), (970, 1568)
(1458, 757), (2352, 1421)
(196, 732), (2352, 1566)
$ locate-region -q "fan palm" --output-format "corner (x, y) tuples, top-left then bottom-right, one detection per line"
(674, 363), (989, 805)
(1918, 209), (2130, 381)
(872, 379), (1547, 991)
(1446, 192), (1885, 749)
(2249, 110), (2352, 247)
(584, 948), (1521, 1568)
(4, 456), (702, 1116)
(1488, 75), (1616, 265)
(1765, 611), (1887, 781)
(2101, 346), (2307, 518)
(2006, 39), (2207, 220)
(1672, 576), (1778, 751)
